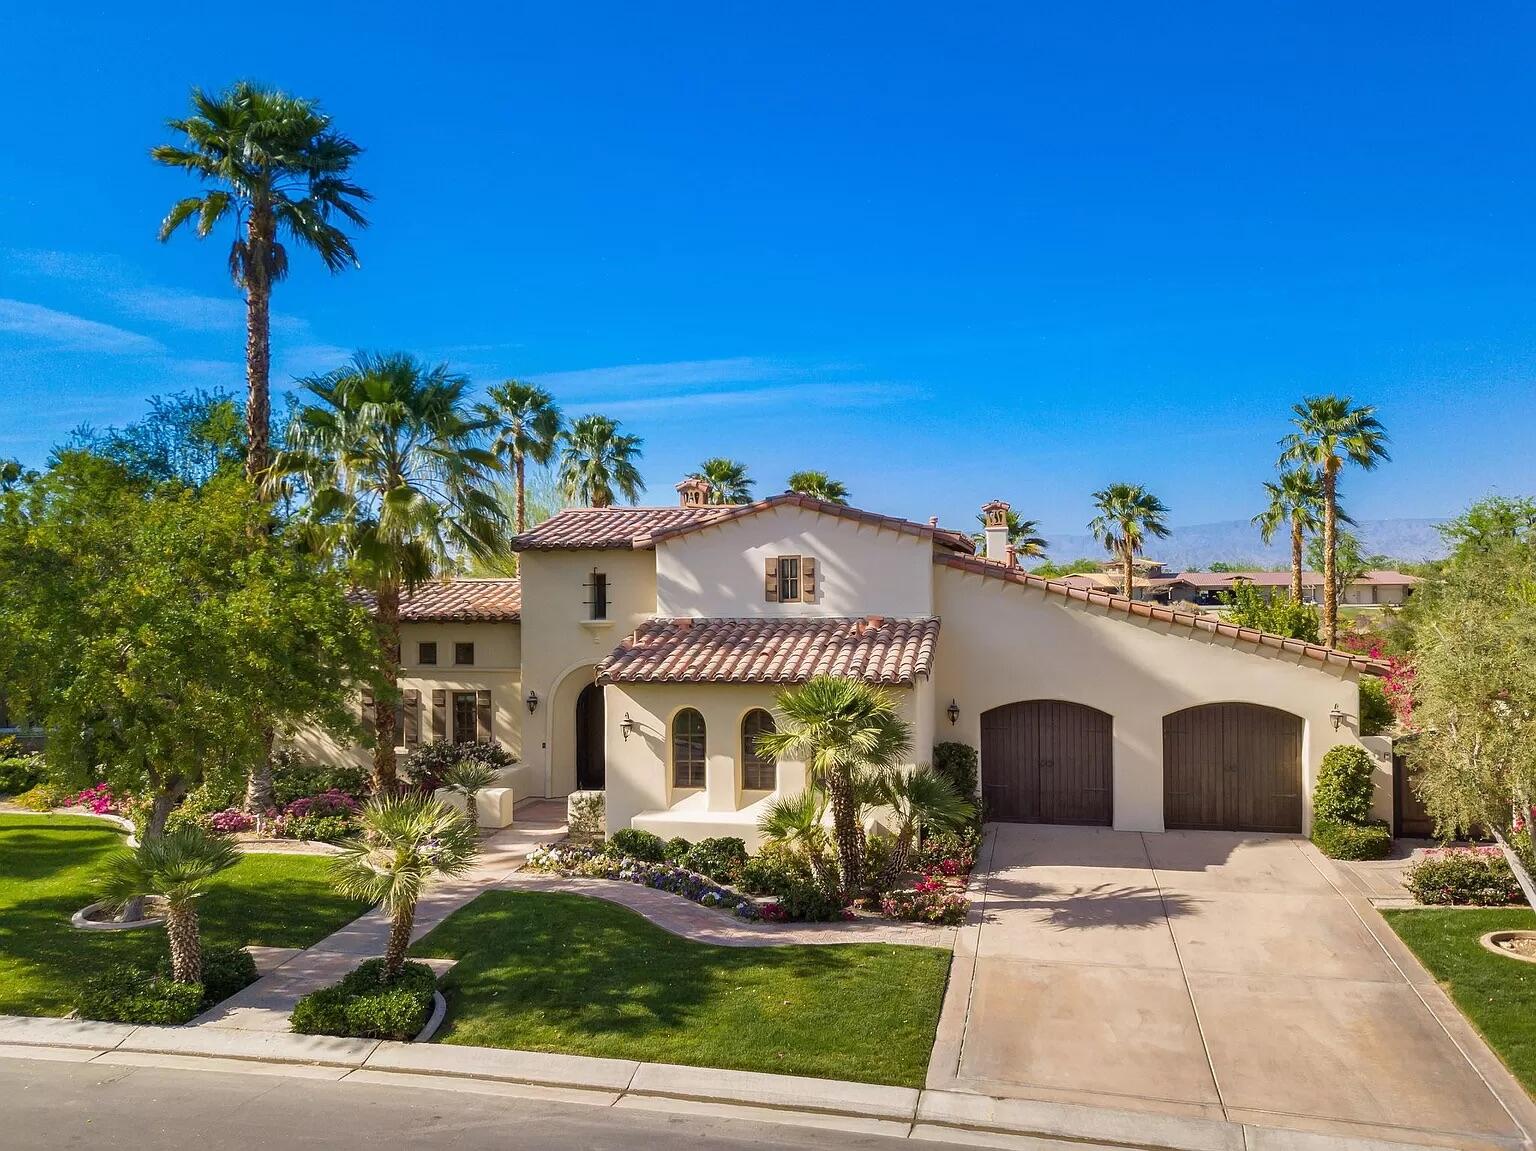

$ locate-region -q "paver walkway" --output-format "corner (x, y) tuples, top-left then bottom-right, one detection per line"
(928, 823), (1536, 1151)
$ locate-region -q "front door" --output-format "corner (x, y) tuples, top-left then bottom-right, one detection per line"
(575, 682), (606, 790)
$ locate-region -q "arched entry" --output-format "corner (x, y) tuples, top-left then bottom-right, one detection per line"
(575, 682), (605, 791)
(981, 700), (1113, 825)
(1163, 703), (1302, 832)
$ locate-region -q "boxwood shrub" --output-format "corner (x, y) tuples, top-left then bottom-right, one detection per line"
(1406, 846), (1525, 906)
(1311, 817), (1392, 861)
(681, 837), (749, 885)
(0, 754), (43, 796)
(1312, 745), (1377, 824)
(607, 827), (667, 863)
(932, 742), (979, 799)
(76, 966), (207, 1025)
(290, 959), (437, 1040)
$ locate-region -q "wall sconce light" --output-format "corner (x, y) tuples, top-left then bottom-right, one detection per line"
(1329, 704), (1347, 731)
(947, 699), (960, 725)
(526, 690), (539, 714)
(620, 713), (635, 741)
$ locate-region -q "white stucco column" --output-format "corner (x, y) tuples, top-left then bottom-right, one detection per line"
(981, 499), (1011, 564)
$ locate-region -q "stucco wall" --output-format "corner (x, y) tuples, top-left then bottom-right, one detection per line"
(932, 564), (1370, 833)
(655, 504), (936, 618)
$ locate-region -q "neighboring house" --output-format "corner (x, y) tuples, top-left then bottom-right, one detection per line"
(1158, 569), (1418, 608)
(305, 477), (1390, 845)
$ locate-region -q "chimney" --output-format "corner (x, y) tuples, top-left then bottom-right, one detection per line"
(927, 516), (939, 527)
(981, 500), (1011, 563)
(675, 476), (711, 507)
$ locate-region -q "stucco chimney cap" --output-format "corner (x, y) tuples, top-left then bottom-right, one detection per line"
(981, 499), (1011, 528)
(675, 476), (712, 507)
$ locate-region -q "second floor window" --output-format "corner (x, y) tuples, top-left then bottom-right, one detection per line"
(588, 570), (609, 621)
(777, 557), (800, 601)
(418, 642), (438, 666)
(764, 555), (817, 603)
(455, 642), (475, 666)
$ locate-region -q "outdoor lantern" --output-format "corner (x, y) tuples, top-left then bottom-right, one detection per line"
(947, 699), (960, 725)
(1329, 704), (1347, 730)
(526, 690), (538, 714)
(620, 712), (635, 741)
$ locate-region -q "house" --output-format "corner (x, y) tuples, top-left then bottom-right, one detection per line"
(1158, 569), (1418, 608)
(301, 479), (1389, 845)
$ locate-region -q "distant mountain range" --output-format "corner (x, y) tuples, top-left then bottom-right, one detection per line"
(1037, 518), (1449, 570)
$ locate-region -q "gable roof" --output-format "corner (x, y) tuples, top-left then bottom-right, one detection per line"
(351, 578), (522, 622)
(511, 506), (728, 551)
(598, 615), (940, 686)
(936, 554), (1385, 675)
(639, 493), (976, 554)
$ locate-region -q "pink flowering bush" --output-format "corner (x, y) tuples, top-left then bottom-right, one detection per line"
(208, 808), (255, 835)
(283, 790), (359, 819)
(880, 874), (971, 925)
(70, 783), (118, 814)
(1406, 846), (1523, 906)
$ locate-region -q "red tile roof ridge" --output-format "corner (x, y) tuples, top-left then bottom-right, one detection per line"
(636, 492), (977, 554)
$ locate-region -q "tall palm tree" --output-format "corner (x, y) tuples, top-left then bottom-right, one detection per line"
(786, 471), (849, 505)
(478, 381), (563, 534)
(1088, 484), (1172, 598)
(274, 353), (507, 792)
(755, 676), (911, 897)
(1279, 396), (1390, 646)
(692, 457), (755, 504)
(559, 415), (644, 507)
(972, 508), (1049, 562)
(96, 827), (240, 984)
(329, 795), (480, 980)
(152, 82), (370, 483)
(1252, 467), (1350, 603)
(871, 767), (975, 890)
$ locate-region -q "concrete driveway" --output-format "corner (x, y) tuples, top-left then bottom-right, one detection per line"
(928, 824), (1536, 1150)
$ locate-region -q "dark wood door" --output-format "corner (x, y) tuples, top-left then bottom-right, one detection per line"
(575, 682), (605, 790)
(981, 701), (1113, 825)
(1163, 704), (1302, 832)
(1394, 751), (1434, 838)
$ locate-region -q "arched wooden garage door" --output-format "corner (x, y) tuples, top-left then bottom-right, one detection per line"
(1163, 703), (1302, 833)
(981, 701), (1113, 825)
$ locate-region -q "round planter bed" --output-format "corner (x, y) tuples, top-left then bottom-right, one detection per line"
(71, 895), (167, 932)
(1479, 930), (1536, 963)
(413, 991), (448, 1042)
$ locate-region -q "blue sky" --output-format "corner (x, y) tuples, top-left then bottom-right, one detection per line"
(3, 4), (1534, 535)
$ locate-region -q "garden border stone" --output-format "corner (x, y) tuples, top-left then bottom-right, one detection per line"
(411, 991), (447, 1042)
(70, 896), (166, 932)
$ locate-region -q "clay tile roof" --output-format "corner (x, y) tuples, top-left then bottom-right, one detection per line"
(597, 616), (941, 686)
(638, 493), (976, 555)
(936, 554), (1386, 675)
(511, 506), (730, 551)
(351, 579), (522, 622)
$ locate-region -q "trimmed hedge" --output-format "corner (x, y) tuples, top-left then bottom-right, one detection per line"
(1312, 745), (1376, 824)
(76, 966), (206, 1025)
(1406, 847), (1525, 906)
(607, 827), (667, 863)
(290, 959), (437, 1040)
(681, 837), (749, 885)
(1312, 817), (1392, 861)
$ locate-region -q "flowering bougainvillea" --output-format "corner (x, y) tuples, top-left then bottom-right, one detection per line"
(880, 874), (971, 925)
(70, 784), (118, 815)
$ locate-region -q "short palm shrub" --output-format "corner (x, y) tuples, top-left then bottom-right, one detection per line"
(870, 767), (976, 890)
(329, 794), (481, 980)
(95, 826), (240, 983)
(931, 742), (979, 798)
(1406, 846), (1524, 906)
(757, 789), (841, 894)
(441, 758), (496, 833)
(1312, 745), (1376, 824)
(607, 827), (667, 863)
(1312, 817), (1392, 861)
(291, 958), (437, 1040)
(402, 740), (515, 794)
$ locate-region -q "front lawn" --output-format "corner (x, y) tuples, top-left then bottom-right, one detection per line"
(411, 890), (951, 1087)
(1383, 907), (1536, 1096)
(0, 813), (371, 1016)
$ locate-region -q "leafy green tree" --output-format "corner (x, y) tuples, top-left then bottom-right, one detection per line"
(755, 677), (911, 897)
(66, 390), (245, 489)
(1279, 396), (1390, 647)
(559, 415), (644, 507)
(1252, 467), (1332, 602)
(1305, 528), (1371, 607)
(478, 381), (563, 534)
(972, 508), (1048, 561)
(330, 795), (480, 980)
(1438, 495), (1536, 558)
(0, 455), (379, 837)
(0, 459), (37, 492)
(1218, 580), (1321, 643)
(96, 827), (239, 979)
(692, 457), (755, 504)
(785, 471), (849, 505)
(1027, 557), (1102, 578)
(153, 82), (370, 483)
(1088, 483), (1171, 598)
(274, 353), (507, 792)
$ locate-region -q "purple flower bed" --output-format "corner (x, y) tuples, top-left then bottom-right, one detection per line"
(208, 808), (256, 834)
(527, 844), (763, 920)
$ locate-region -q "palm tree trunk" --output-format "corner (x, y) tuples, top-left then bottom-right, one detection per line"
(243, 209), (274, 484)
(1121, 539), (1134, 598)
(827, 773), (862, 898)
(878, 825), (916, 892)
(1289, 515), (1304, 603)
(121, 788), (180, 923)
(166, 904), (202, 985)
(244, 727), (276, 813)
(384, 904), (415, 982)
(1322, 466), (1339, 647)
(373, 583), (401, 794)
(463, 788), (480, 834)
(514, 447), (527, 535)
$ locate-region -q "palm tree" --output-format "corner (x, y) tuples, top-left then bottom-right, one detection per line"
(478, 381), (563, 534)
(96, 827), (240, 984)
(1279, 396), (1390, 646)
(274, 353), (507, 792)
(152, 82), (369, 483)
(441, 758), (496, 835)
(559, 415), (644, 507)
(692, 458), (754, 504)
(1252, 467), (1351, 603)
(757, 789), (839, 892)
(329, 795), (480, 981)
(871, 767), (976, 890)
(1088, 484), (1172, 598)
(972, 508), (1049, 562)
(755, 676), (911, 897)
(786, 471), (849, 505)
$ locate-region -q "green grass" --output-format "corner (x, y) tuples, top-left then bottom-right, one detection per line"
(0, 813), (371, 1016)
(1383, 907), (1536, 1096)
(411, 889), (951, 1087)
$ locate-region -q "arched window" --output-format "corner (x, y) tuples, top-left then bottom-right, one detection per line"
(741, 709), (777, 791)
(672, 708), (706, 789)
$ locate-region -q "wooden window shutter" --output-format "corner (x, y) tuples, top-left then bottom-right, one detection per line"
(403, 690), (420, 747)
(477, 690), (493, 742)
(801, 557), (817, 602)
(432, 690), (447, 742)
(763, 557), (778, 602)
(361, 687), (375, 737)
